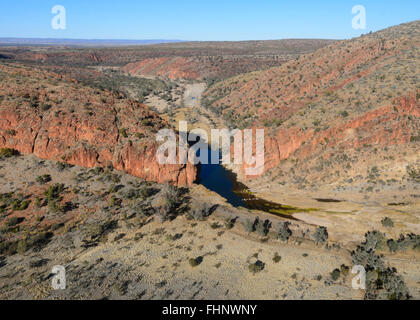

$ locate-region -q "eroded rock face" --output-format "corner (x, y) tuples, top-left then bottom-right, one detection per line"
(124, 57), (200, 80)
(251, 94), (420, 177)
(0, 64), (197, 186)
(123, 56), (290, 80)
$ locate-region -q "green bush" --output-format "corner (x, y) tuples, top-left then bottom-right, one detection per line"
(330, 269), (341, 281)
(273, 253), (282, 263)
(0, 148), (19, 159)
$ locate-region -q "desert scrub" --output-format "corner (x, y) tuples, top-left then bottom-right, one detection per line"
(330, 268), (341, 281)
(363, 231), (387, 251)
(188, 202), (213, 221)
(255, 218), (271, 237)
(44, 183), (65, 213)
(277, 222), (292, 242)
(248, 260), (265, 274)
(119, 128), (129, 138)
(210, 222), (221, 229)
(44, 183), (65, 202)
(0, 193), (13, 203)
(386, 234), (420, 253)
(273, 253), (282, 263)
(83, 220), (117, 244)
(36, 174), (52, 185)
(406, 165), (420, 183)
(56, 161), (72, 172)
(4, 216), (24, 228)
(12, 199), (30, 211)
(16, 231), (53, 254)
(243, 218), (255, 234)
(351, 231), (411, 300)
(381, 217), (394, 228)
(189, 256), (203, 267)
(313, 226), (328, 245)
(224, 217), (235, 229)
(340, 264), (350, 276)
(0, 148), (19, 159)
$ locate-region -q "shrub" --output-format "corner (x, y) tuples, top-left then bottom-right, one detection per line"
(4, 217), (23, 228)
(351, 231), (411, 300)
(365, 267), (410, 300)
(189, 256), (203, 267)
(36, 174), (52, 185)
(243, 219), (254, 234)
(56, 162), (71, 171)
(162, 184), (180, 210)
(386, 234), (420, 253)
(11, 198), (30, 211)
(351, 246), (385, 270)
(381, 217), (394, 228)
(273, 253), (281, 263)
(340, 111), (349, 118)
(119, 128), (128, 138)
(387, 239), (399, 253)
(340, 264), (350, 276)
(277, 222), (292, 242)
(248, 260), (265, 274)
(363, 231), (386, 251)
(16, 232), (52, 254)
(44, 183), (65, 213)
(330, 269), (341, 281)
(406, 165), (420, 183)
(224, 217), (235, 229)
(41, 103), (52, 111)
(189, 203), (213, 221)
(255, 218), (271, 237)
(0, 148), (19, 159)
(84, 220), (117, 243)
(313, 226), (328, 245)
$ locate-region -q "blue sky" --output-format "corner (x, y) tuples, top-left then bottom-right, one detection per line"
(0, 0), (418, 41)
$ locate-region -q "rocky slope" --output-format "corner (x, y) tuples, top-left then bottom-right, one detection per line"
(123, 55), (288, 80)
(0, 39), (335, 81)
(0, 63), (196, 186)
(204, 21), (420, 193)
(1, 155), (418, 300)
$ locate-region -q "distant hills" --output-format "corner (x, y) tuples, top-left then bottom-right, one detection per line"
(0, 38), (183, 47)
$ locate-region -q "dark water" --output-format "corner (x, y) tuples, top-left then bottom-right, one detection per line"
(198, 147), (303, 219)
(198, 148), (245, 207)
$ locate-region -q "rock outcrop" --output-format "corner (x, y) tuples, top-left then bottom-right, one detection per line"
(0, 64), (197, 186)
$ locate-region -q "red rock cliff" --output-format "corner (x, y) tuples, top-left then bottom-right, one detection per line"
(0, 64), (197, 186)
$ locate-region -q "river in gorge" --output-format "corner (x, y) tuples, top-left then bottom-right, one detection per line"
(197, 147), (305, 220)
